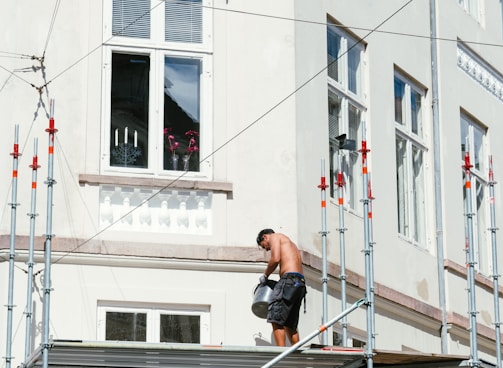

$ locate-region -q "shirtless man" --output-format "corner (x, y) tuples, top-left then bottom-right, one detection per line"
(256, 229), (306, 346)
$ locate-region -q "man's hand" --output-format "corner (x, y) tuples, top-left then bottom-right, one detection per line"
(259, 274), (268, 285)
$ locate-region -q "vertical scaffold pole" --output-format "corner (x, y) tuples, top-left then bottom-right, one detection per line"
(42, 100), (58, 368)
(24, 138), (40, 361)
(463, 140), (479, 367)
(368, 173), (376, 348)
(488, 156), (501, 368)
(336, 152), (348, 345)
(318, 159), (329, 345)
(5, 125), (21, 368)
(360, 121), (374, 368)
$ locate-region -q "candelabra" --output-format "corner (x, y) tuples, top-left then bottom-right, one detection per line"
(112, 127), (141, 166)
(112, 143), (142, 166)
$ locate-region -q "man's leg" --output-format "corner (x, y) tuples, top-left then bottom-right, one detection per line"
(272, 323), (286, 346)
(285, 327), (299, 345)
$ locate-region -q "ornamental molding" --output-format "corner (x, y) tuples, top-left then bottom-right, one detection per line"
(457, 44), (503, 102)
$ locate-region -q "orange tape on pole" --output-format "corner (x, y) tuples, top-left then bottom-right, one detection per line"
(338, 198), (343, 205)
(32, 182), (37, 189)
(49, 146), (54, 154)
(12, 170), (17, 178)
(321, 200), (326, 208)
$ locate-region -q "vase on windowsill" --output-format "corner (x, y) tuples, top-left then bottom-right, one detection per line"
(183, 154), (190, 171)
(171, 154), (179, 170)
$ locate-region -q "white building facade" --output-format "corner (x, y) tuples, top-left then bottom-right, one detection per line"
(1, 0), (503, 366)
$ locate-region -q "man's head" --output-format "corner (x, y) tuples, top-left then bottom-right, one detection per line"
(256, 228), (275, 249)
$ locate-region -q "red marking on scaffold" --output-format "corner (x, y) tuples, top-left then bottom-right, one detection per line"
(32, 182), (37, 189)
(45, 118), (58, 134)
(30, 156), (40, 169)
(462, 153), (472, 171)
(10, 144), (20, 158)
(362, 167), (368, 174)
(336, 172), (345, 187)
(359, 140), (369, 153)
(12, 170), (18, 178)
(321, 200), (326, 208)
(319, 325), (327, 332)
(338, 198), (344, 205)
(465, 181), (471, 189)
(49, 146), (54, 154)
(318, 177), (328, 190)
(368, 212), (373, 219)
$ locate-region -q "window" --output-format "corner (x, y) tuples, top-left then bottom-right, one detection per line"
(460, 113), (489, 274)
(457, 0), (483, 23)
(333, 330), (366, 348)
(327, 20), (365, 211)
(98, 304), (210, 343)
(394, 73), (427, 247)
(104, 0), (211, 177)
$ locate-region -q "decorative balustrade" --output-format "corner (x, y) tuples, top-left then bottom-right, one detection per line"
(99, 185), (212, 234)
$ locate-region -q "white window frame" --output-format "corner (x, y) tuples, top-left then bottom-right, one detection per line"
(394, 72), (428, 248)
(332, 328), (366, 348)
(97, 303), (210, 343)
(457, 0), (484, 24)
(460, 113), (489, 274)
(327, 18), (366, 214)
(328, 89), (363, 212)
(101, 0), (213, 179)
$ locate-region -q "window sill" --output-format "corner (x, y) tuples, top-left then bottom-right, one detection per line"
(79, 174), (233, 196)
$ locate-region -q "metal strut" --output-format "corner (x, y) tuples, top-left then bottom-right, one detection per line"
(41, 99), (58, 368)
(261, 298), (367, 368)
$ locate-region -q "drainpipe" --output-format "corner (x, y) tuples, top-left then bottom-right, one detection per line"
(430, 0), (448, 354)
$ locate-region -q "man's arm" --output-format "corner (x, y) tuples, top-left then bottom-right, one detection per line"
(264, 235), (281, 277)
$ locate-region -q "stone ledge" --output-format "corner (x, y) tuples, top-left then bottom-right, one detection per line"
(79, 173), (233, 195)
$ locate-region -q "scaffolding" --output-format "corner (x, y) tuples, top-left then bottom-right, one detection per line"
(41, 100), (58, 368)
(4, 125), (21, 368)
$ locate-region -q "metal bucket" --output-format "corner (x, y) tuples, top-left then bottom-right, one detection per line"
(251, 280), (277, 319)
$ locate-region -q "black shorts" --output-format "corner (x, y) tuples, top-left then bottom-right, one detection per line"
(267, 273), (306, 331)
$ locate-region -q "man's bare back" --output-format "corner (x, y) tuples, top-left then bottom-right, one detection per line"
(259, 232), (303, 278)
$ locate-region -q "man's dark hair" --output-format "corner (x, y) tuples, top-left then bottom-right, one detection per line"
(256, 228), (275, 245)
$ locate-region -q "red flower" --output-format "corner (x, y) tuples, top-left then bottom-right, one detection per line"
(164, 128), (179, 155)
(185, 130), (199, 156)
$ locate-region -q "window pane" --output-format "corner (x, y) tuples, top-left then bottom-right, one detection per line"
(475, 178), (487, 271)
(396, 136), (408, 237)
(410, 89), (422, 137)
(327, 26), (342, 83)
(106, 312), (147, 341)
(348, 151), (359, 210)
(160, 314), (200, 343)
(165, 0), (203, 43)
(348, 44), (361, 95)
(348, 103), (361, 141)
(328, 91), (342, 140)
(394, 78), (405, 125)
(412, 145), (425, 243)
(460, 116), (469, 160)
(163, 57), (201, 171)
(112, 0), (150, 38)
(328, 91), (342, 198)
(110, 53), (149, 168)
(473, 125), (484, 171)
